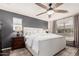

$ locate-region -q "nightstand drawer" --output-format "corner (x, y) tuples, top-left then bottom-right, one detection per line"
(11, 37), (25, 50)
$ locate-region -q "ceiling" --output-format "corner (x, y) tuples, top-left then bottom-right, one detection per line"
(0, 3), (79, 21)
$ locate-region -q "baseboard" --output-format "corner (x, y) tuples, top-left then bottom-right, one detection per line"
(2, 47), (11, 51)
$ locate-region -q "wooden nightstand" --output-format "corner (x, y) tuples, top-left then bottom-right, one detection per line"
(11, 36), (25, 50)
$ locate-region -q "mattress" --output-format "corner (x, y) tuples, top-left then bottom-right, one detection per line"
(25, 33), (64, 54)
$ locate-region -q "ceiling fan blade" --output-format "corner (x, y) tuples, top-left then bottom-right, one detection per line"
(35, 3), (48, 9)
(54, 10), (68, 13)
(53, 3), (63, 9)
(36, 11), (47, 16)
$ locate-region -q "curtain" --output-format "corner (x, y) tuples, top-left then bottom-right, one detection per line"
(52, 20), (57, 33)
(74, 15), (79, 47)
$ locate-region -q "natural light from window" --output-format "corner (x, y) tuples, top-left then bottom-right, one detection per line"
(13, 17), (22, 32)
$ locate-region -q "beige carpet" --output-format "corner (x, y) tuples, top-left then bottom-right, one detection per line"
(10, 46), (78, 56)
(10, 48), (32, 56)
(56, 46), (78, 56)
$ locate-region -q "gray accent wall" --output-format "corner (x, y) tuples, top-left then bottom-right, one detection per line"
(0, 9), (48, 48)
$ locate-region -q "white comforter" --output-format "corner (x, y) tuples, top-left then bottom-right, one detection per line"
(25, 33), (63, 54)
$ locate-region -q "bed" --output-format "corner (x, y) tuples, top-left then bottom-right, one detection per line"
(23, 27), (66, 56)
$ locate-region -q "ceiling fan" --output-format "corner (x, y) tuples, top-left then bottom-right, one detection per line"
(35, 3), (68, 18)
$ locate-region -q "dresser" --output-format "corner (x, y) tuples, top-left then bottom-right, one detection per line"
(11, 36), (25, 50)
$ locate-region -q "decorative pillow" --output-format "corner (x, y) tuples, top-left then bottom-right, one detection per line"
(23, 27), (46, 36)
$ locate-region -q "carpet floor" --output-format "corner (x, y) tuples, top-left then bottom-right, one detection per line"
(9, 46), (78, 56)
(10, 48), (32, 56)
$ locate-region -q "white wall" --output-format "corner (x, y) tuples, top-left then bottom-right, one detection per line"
(48, 20), (54, 33)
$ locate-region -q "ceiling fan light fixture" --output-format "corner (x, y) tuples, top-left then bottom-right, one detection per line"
(47, 10), (54, 15)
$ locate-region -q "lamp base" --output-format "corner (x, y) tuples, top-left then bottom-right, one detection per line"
(16, 32), (20, 37)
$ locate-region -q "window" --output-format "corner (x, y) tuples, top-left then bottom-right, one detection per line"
(56, 17), (74, 41)
(13, 17), (22, 32)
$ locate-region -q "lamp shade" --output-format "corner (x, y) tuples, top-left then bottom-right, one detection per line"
(13, 25), (22, 32)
